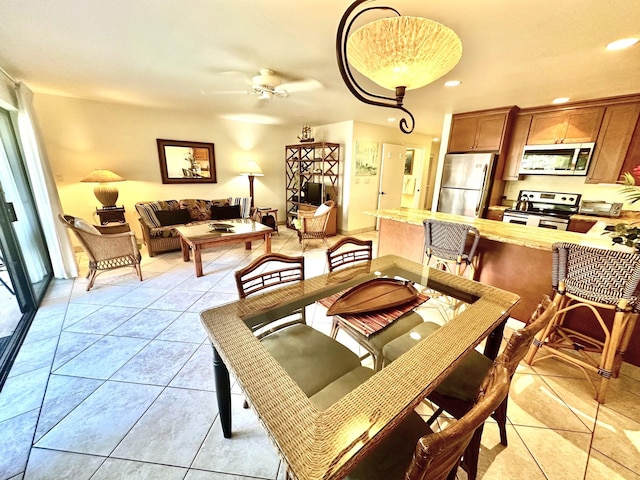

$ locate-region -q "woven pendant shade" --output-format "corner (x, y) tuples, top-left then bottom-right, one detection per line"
(347, 16), (462, 91)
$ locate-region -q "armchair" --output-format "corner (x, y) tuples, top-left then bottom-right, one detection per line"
(59, 214), (142, 291)
(294, 200), (335, 251)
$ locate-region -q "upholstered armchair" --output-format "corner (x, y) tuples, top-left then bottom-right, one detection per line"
(59, 214), (142, 291)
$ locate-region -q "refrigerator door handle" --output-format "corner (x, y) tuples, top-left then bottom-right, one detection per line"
(475, 164), (489, 216)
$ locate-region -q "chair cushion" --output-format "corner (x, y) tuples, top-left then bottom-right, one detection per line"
(346, 410), (432, 480)
(366, 312), (425, 351)
(73, 217), (100, 234)
(434, 350), (492, 403)
(211, 204), (241, 220)
(155, 208), (192, 226)
(310, 366), (375, 410)
(260, 324), (361, 397)
(382, 321), (441, 364)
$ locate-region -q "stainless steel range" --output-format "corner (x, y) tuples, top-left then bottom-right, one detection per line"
(502, 190), (581, 231)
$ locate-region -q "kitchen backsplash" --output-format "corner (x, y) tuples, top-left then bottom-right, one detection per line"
(504, 176), (640, 211)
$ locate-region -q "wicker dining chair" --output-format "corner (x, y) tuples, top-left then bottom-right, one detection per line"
(325, 237), (429, 371)
(419, 295), (557, 480)
(59, 214), (142, 291)
(424, 219), (480, 278)
(345, 361), (512, 480)
(233, 253), (362, 401)
(294, 200), (335, 251)
(525, 242), (640, 403)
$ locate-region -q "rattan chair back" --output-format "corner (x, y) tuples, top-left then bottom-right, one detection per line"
(326, 237), (373, 272)
(406, 364), (511, 480)
(235, 253), (305, 299)
(423, 219), (480, 277)
(59, 214), (142, 291)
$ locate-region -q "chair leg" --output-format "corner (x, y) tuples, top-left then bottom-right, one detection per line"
(86, 269), (98, 291)
(461, 424), (484, 480)
(330, 318), (340, 339)
(493, 396), (509, 446)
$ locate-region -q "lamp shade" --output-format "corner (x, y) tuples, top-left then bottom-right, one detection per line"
(80, 169), (125, 208)
(238, 161), (264, 177)
(346, 16), (462, 91)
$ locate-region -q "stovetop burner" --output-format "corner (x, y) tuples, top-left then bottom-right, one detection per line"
(507, 190), (581, 219)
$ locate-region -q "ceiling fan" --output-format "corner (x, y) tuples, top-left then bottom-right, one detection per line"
(203, 68), (322, 103)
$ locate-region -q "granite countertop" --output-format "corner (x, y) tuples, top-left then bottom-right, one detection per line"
(366, 208), (624, 252)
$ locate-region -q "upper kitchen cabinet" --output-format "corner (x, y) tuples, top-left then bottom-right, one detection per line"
(526, 107), (604, 145)
(502, 114), (533, 180)
(447, 107), (516, 153)
(586, 102), (640, 184)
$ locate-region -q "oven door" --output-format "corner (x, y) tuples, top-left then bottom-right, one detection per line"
(537, 217), (568, 231)
(503, 212), (569, 230)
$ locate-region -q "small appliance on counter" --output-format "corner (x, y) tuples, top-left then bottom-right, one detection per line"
(503, 190), (581, 230)
(578, 200), (623, 218)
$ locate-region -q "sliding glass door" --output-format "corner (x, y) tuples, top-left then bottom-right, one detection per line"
(0, 108), (52, 390)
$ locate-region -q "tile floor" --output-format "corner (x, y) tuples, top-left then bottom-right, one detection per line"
(0, 228), (639, 480)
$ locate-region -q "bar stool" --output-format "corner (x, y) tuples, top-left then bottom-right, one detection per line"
(424, 219), (480, 278)
(524, 242), (640, 403)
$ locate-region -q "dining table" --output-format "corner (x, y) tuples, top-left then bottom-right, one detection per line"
(199, 254), (520, 480)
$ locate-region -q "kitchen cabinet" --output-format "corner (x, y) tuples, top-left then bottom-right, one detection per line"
(586, 102), (640, 184)
(502, 114), (533, 180)
(567, 218), (597, 233)
(447, 109), (512, 152)
(526, 107), (604, 145)
(485, 209), (505, 221)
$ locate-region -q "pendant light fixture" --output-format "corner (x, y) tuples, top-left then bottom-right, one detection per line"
(336, 0), (462, 134)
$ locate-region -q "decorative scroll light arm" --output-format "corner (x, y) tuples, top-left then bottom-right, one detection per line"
(336, 0), (416, 134)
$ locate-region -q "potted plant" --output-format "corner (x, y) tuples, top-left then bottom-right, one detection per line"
(609, 222), (640, 252)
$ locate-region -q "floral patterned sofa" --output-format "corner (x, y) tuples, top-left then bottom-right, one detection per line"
(135, 198), (251, 256)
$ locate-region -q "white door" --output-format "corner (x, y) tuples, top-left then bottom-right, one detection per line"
(377, 143), (406, 228)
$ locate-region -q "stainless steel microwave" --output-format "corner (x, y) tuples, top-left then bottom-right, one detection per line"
(518, 142), (595, 175)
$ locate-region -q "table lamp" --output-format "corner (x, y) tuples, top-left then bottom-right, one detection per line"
(80, 169), (125, 208)
(238, 161), (264, 208)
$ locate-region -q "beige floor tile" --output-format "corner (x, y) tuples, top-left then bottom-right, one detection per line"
(585, 449), (640, 480)
(592, 407), (640, 475)
(476, 422), (546, 480)
(507, 372), (591, 432)
(527, 355), (591, 379)
(539, 375), (599, 431)
(514, 425), (591, 480)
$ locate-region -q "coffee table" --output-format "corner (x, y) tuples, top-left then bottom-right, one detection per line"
(176, 220), (273, 277)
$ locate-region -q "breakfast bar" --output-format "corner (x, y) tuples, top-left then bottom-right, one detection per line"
(367, 207), (640, 367)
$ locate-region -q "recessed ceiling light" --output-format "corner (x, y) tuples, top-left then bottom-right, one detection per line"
(552, 97), (570, 104)
(387, 117), (396, 122)
(444, 80), (461, 87)
(433, 138), (440, 142)
(606, 37), (639, 51)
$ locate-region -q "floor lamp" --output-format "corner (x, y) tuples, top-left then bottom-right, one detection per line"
(238, 162), (264, 209)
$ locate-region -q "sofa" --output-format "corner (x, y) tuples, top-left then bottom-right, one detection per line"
(135, 197), (251, 256)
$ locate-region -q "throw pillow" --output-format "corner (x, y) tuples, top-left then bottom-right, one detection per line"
(229, 197), (251, 218)
(210, 205), (241, 220)
(155, 208), (192, 226)
(314, 203), (332, 217)
(73, 217), (101, 234)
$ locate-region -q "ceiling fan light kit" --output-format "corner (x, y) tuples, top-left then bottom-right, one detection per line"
(336, 0), (462, 134)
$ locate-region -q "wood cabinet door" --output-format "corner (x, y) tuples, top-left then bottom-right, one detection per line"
(474, 114), (508, 151)
(586, 102), (640, 184)
(527, 107), (603, 144)
(562, 107), (604, 143)
(502, 114), (532, 180)
(485, 209), (504, 221)
(448, 116), (479, 152)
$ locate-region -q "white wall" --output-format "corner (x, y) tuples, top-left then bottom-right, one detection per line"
(33, 93), (298, 240)
(0, 75), (16, 110)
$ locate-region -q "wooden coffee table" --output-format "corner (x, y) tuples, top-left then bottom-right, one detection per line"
(176, 220), (273, 277)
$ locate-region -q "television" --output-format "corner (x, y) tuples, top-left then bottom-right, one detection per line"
(304, 182), (324, 206)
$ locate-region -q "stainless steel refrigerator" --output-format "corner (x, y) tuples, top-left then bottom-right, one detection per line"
(436, 153), (496, 217)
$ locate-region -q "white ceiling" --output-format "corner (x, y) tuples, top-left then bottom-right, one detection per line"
(1, 0), (639, 136)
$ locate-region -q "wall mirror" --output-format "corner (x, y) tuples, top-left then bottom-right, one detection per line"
(157, 139), (217, 184)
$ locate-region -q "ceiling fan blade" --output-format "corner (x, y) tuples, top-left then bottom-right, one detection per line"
(201, 90), (249, 96)
(279, 78), (323, 93)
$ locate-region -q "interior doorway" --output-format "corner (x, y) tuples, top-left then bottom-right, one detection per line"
(376, 143), (406, 229)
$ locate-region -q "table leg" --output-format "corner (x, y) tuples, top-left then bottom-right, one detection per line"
(181, 238), (190, 262)
(483, 318), (507, 360)
(194, 246), (203, 277)
(212, 346), (232, 438)
(244, 241), (252, 251)
(265, 232), (272, 253)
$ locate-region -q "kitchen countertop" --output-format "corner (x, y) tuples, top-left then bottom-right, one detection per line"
(366, 208), (624, 252)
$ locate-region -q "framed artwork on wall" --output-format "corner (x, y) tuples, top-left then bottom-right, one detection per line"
(157, 139), (217, 184)
(355, 141), (379, 176)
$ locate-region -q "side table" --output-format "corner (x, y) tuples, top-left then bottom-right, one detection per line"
(255, 207), (278, 234)
(96, 206), (126, 225)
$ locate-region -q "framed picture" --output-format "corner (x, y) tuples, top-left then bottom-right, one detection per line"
(157, 139), (217, 184)
(404, 149), (415, 175)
